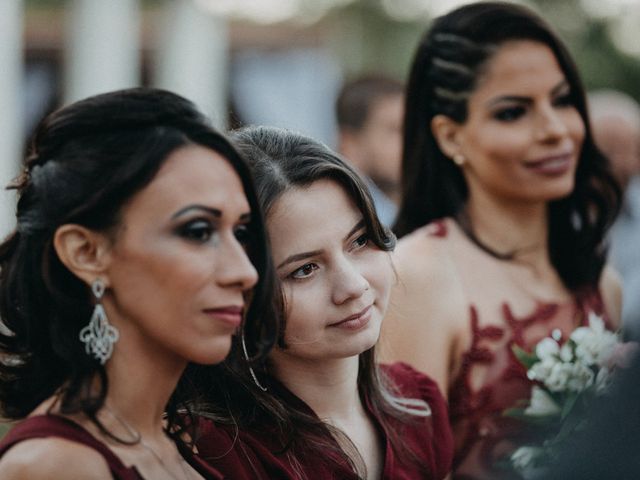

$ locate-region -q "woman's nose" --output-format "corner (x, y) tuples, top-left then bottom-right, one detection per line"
(331, 259), (369, 305)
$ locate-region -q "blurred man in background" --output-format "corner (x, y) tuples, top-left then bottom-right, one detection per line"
(336, 74), (404, 226)
(589, 89), (640, 331)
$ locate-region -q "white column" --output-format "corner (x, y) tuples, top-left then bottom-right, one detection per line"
(153, 0), (228, 129)
(64, 0), (141, 104)
(0, 0), (23, 237)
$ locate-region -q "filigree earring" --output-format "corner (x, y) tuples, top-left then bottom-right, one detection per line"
(241, 331), (267, 392)
(79, 278), (119, 364)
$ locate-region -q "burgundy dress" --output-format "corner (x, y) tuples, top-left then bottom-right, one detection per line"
(425, 219), (610, 479)
(196, 362), (453, 479)
(0, 414), (224, 479)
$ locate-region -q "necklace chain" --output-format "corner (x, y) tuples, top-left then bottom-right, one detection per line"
(103, 405), (192, 480)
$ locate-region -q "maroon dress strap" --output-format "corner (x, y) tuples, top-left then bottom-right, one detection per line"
(0, 415), (141, 479)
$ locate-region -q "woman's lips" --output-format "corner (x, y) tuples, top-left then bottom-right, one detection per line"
(203, 306), (243, 328)
(524, 152), (574, 176)
(328, 305), (373, 331)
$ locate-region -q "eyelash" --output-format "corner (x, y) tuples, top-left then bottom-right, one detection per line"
(289, 263), (319, 280)
(178, 219), (253, 247)
(493, 93), (574, 122)
(233, 224), (252, 247)
(493, 106), (526, 122)
(179, 219), (215, 243)
(287, 232), (370, 280)
(351, 233), (370, 251)
(553, 93), (574, 107)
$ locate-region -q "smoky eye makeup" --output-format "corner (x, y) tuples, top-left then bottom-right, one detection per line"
(552, 90), (574, 108)
(176, 217), (217, 243)
(492, 104), (527, 122)
(233, 222), (254, 250)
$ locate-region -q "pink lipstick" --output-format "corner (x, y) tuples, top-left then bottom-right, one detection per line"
(329, 305), (373, 331)
(203, 306), (243, 328)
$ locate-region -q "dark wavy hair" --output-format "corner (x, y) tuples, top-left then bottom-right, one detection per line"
(192, 125), (431, 479)
(0, 88), (279, 442)
(394, 1), (621, 291)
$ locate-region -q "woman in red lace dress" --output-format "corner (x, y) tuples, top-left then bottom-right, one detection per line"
(193, 126), (453, 479)
(0, 89), (278, 479)
(380, 3), (622, 478)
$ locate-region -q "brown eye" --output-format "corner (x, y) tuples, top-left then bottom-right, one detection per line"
(290, 263), (319, 279)
(553, 93), (574, 108)
(179, 219), (214, 243)
(234, 224), (252, 246)
(494, 106), (526, 122)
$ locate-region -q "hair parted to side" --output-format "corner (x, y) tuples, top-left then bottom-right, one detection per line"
(395, 1), (620, 291)
(192, 125), (430, 479)
(336, 74), (404, 132)
(0, 88), (279, 442)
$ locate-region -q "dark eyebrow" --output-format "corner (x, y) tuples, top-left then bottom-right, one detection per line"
(487, 80), (570, 108)
(276, 218), (366, 270)
(171, 205), (221, 219)
(344, 218), (366, 242)
(172, 205), (252, 223)
(277, 250), (323, 270)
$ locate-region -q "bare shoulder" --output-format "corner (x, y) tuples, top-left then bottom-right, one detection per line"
(392, 225), (466, 311)
(380, 225), (467, 394)
(599, 264), (623, 329)
(0, 437), (112, 479)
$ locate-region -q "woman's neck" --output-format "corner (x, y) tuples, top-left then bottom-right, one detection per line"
(464, 189), (550, 266)
(271, 354), (365, 423)
(101, 326), (187, 440)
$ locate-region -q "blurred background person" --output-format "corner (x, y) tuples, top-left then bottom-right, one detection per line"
(336, 74), (404, 226)
(589, 89), (640, 333)
(380, 2), (622, 478)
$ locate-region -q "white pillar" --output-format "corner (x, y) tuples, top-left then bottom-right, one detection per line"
(0, 0), (23, 237)
(154, 0), (228, 129)
(64, 0), (141, 104)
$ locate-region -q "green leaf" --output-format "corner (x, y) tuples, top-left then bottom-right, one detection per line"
(560, 392), (580, 420)
(512, 344), (539, 369)
(503, 408), (557, 426)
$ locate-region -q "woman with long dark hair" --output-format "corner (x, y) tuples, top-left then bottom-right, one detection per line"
(193, 126), (453, 479)
(0, 88), (278, 479)
(380, 2), (622, 478)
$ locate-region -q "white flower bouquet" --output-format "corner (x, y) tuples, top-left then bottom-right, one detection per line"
(505, 313), (625, 476)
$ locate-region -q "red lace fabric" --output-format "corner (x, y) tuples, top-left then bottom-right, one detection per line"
(425, 219), (608, 479)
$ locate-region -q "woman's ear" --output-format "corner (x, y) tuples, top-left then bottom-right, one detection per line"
(53, 224), (112, 287)
(431, 114), (464, 159)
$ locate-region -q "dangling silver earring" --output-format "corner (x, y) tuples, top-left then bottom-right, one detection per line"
(79, 278), (119, 365)
(241, 331), (267, 392)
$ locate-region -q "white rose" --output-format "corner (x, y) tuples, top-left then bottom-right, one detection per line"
(574, 342), (598, 366)
(559, 343), (574, 362)
(527, 358), (556, 382)
(536, 337), (560, 361)
(511, 446), (544, 472)
(570, 325), (591, 345)
(566, 362), (595, 392)
(587, 312), (606, 332)
(574, 332), (618, 367)
(544, 362), (573, 392)
(525, 386), (561, 416)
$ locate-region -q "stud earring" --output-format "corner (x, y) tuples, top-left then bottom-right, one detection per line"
(452, 153), (466, 166)
(241, 331), (267, 392)
(79, 278), (119, 365)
